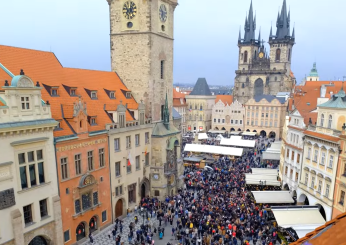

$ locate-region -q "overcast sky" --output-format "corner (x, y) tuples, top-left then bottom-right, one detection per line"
(0, 0), (344, 85)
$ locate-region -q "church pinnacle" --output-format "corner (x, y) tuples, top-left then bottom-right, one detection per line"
(163, 93), (170, 130)
(243, 0), (256, 43)
(274, 0), (292, 40)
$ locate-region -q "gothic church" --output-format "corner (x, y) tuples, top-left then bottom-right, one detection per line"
(233, 0), (296, 104)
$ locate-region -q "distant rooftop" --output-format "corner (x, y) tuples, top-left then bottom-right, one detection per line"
(189, 78), (212, 96)
(309, 62), (319, 77)
(254, 95), (286, 104)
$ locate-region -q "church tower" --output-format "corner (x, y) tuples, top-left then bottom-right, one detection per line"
(107, 0), (178, 122)
(268, 0), (295, 92)
(234, 0), (296, 104)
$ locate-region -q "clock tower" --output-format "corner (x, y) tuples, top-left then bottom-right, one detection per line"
(107, 0), (178, 122)
(107, 0), (182, 200)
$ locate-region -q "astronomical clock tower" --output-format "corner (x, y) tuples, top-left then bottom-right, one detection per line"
(106, 0), (182, 199)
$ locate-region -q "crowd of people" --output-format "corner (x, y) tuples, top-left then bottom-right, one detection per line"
(107, 135), (286, 245)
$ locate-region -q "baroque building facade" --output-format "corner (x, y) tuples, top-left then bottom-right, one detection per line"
(212, 95), (245, 132)
(233, 0), (296, 104)
(0, 73), (63, 245)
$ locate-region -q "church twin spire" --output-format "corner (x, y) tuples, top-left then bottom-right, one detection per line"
(239, 0), (295, 44)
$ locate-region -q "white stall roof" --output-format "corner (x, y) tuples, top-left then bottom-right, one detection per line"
(245, 179), (281, 186)
(230, 131), (241, 135)
(198, 133), (209, 140)
(271, 206), (326, 238)
(208, 130), (226, 134)
(184, 144), (243, 157)
(245, 173), (278, 181)
(220, 138), (256, 148)
(242, 132), (257, 136)
(251, 191), (294, 204)
(262, 152), (281, 160)
(251, 168), (278, 175)
(215, 134), (224, 141)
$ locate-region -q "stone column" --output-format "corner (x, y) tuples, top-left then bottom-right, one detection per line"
(52, 195), (63, 245)
(11, 209), (24, 245)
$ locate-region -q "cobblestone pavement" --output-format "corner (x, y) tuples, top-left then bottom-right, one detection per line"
(82, 212), (281, 245)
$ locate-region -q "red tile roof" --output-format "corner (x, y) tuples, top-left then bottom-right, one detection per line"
(215, 95), (233, 105)
(290, 212), (346, 245)
(173, 89), (186, 99)
(0, 45), (137, 137)
(290, 81), (343, 125)
(304, 130), (340, 143)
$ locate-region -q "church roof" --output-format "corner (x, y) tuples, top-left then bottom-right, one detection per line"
(189, 78), (212, 96)
(172, 108), (181, 119)
(254, 95), (286, 104)
(151, 122), (180, 138)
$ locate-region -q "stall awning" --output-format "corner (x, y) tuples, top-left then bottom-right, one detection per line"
(184, 144), (243, 157)
(245, 173), (278, 181)
(252, 168), (278, 175)
(208, 130), (226, 134)
(262, 152), (280, 160)
(271, 206), (326, 238)
(183, 157), (203, 162)
(230, 131), (241, 135)
(251, 191), (294, 204)
(245, 179), (281, 186)
(220, 137), (256, 148)
(198, 133), (209, 140)
(242, 132), (257, 136)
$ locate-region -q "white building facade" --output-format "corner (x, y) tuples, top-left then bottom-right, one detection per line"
(0, 75), (63, 244)
(282, 109), (305, 198)
(212, 99), (245, 132)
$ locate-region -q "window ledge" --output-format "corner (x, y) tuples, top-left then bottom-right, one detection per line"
(136, 168), (141, 171)
(135, 144), (140, 147)
(327, 167), (333, 170)
(40, 215), (51, 221)
(127, 172), (132, 174)
(312, 160), (317, 163)
(18, 182), (51, 194)
(114, 149), (121, 153)
(24, 221), (36, 228)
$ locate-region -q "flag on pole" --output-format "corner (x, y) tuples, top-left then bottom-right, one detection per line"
(127, 151), (132, 166)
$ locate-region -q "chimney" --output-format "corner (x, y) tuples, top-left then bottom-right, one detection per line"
(36, 81), (40, 87)
(4, 80), (9, 86)
(20, 69), (25, 75)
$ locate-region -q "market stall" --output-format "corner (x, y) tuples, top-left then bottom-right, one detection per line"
(184, 144), (243, 157)
(251, 191), (294, 204)
(220, 137), (256, 149)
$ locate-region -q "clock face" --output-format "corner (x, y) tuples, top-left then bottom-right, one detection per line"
(259, 52), (264, 59)
(123, 1), (137, 20)
(153, 174), (159, 180)
(159, 4), (167, 22)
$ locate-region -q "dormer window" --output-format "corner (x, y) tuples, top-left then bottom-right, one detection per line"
(51, 88), (58, 96)
(110, 91), (115, 99)
(91, 91), (97, 99)
(70, 89), (76, 96)
(126, 92), (131, 99)
(89, 117), (97, 125)
(21, 97), (30, 110)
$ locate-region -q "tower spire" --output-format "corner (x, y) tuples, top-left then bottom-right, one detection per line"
(292, 26), (295, 39)
(275, 0), (290, 39)
(243, 0), (257, 43)
(258, 27), (261, 43)
(238, 27), (242, 42)
(163, 93), (170, 129)
(269, 25), (273, 39)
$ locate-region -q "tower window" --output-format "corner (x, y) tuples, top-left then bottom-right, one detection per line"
(160, 60), (165, 79)
(288, 48), (291, 61)
(161, 105), (164, 120)
(244, 51), (248, 63)
(242, 83), (245, 88)
(275, 49), (281, 61)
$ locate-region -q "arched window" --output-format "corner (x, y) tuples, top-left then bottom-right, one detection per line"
(200, 104), (203, 110)
(80, 120), (83, 128)
(320, 114), (324, 127)
(328, 115), (332, 129)
(200, 115), (202, 121)
(254, 50), (257, 59)
(194, 104), (197, 110)
(246, 77), (249, 83)
(242, 83), (245, 88)
(288, 48), (291, 61)
(276, 49), (281, 61)
(244, 51), (248, 63)
(242, 92), (244, 96)
(275, 76), (277, 81)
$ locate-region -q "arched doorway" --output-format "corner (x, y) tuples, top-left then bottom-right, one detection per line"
(254, 78), (264, 96)
(292, 190), (297, 198)
(298, 194), (309, 205)
(283, 183), (289, 191)
(76, 222), (86, 241)
(230, 128), (235, 132)
(171, 189), (174, 196)
(221, 127), (226, 130)
(253, 130), (257, 132)
(246, 129), (250, 132)
(141, 183), (146, 199)
(115, 199), (124, 218)
(214, 127), (219, 130)
(260, 130), (266, 137)
(238, 128), (242, 131)
(269, 131), (276, 138)
(316, 204), (327, 221)
(28, 236), (48, 245)
(89, 216), (98, 233)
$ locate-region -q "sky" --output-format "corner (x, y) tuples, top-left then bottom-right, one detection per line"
(0, 0), (344, 85)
